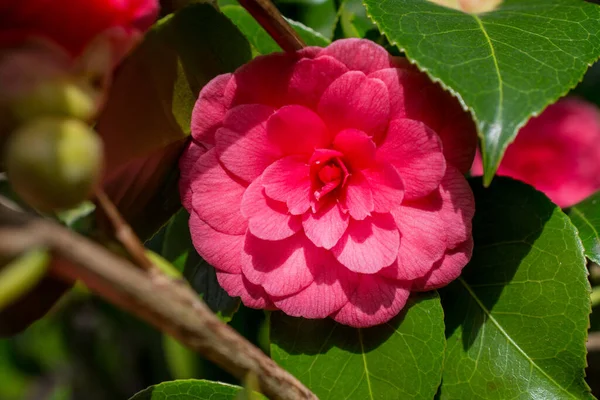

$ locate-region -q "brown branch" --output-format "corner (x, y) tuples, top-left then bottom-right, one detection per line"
(589, 332), (600, 352)
(94, 188), (154, 271)
(237, 0), (306, 52)
(0, 203), (316, 400)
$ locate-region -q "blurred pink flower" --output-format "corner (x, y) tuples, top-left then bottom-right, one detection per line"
(0, 0), (159, 59)
(179, 39), (477, 327)
(471, 98), (600, 207)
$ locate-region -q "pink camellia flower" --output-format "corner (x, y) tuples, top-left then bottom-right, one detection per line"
(0, 0), (159, 59)
(179, 39), (477, 327)
(472, 97), (600, 208)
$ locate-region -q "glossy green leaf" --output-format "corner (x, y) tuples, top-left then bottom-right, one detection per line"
(129, 380), (243, 400)
(439, 178), (591, 399)
(363, 0), (600, 184)
(162, 210), (240, 322)
(221, 5), (329, 56)
(568, 191), (600, 264)
(98, 3), (251, 238)
(270, 292), (445, 399)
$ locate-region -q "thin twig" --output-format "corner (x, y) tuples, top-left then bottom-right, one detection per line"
(0, 203), (316, 400)
(94, 188), (154, 271)
(237, 0), (306, 52)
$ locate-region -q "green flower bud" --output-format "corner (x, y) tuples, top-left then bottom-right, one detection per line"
(5, 117), (103, 211)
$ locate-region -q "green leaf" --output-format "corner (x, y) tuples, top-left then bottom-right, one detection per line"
(568, 191), (600, 264)
(162, 210), (240, 322)
(338, 0), (376, 38)
(439, 178), (591, 399)
(0, 248), (50, 311)
(129, 380), (244, 400)
(221, 5), (329, 56)
(98, 3), (252, 238)
(363, 0), (600, 184)
(270, 292), (445, 399)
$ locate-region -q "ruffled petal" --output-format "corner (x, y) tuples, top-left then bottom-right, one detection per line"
(287, 55), (349, 109)
(321, 38), (395, 74)
(190, 149), (247, 235)
(179, 141), (207, 211)
(341, 171), (374, 220)
(191, 73), (235, 146)
(273, 259), (355, 319)
(189, 212), (243, 274)
(261, 156), (312, 215)
(332, 275), (410, 328)
(333, 128), (376, 171)
(216, 272), (274, 309)
(371, 67), (476, 172)
(216, 104), (280, 182)
(241, 233), (314, 297)
(332, 213), (399, 274)
(232, 48), (320, 108)
(439, 166), (475, 249)
(382, 193), (446, 281)
(302, 201), (349, 249)
(318, 71), (390, 141)
(411, 238), (474, 292)
(362, 163), (404, 213)
(241, 177), (302, 241)
(377, 118), (446, 200)
(267, 105), (332, 156)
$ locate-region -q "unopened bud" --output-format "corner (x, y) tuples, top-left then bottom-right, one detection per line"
(5, 117), (103, 211)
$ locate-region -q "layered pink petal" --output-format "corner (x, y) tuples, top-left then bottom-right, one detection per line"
(288, 55), (349, 109)
(241, 177), (302, 241)
(302, 201), (349, 249)
(333, 129), (376, 171)
(216, 272), (274, 309)
(341, 171), (374, 220)
(411, 238), (474, 292)
(189, 212), (243, 274)
(362, 163), (404, 213)
(232, 48), (320, 107)
(318, 71), (390, 141)
(439, 166), (475, 249)
(261, 156), (312, 215)
(190, 149), (247, 235)
(333, 275), (410, 328)
(377, 119), (446, 200)
(241, 233), (314, 297)
(332, 214), (399, 274)
(382, 193), (446, 281)
(321, 38), (395, 74)
(178, 141), (207, 211)
(216, 104), (280, 183)
(267, 105), (331, 156)
(273, 256), (355, 319)
(191, 73), (235, 146)
(371, 67), (477, 172)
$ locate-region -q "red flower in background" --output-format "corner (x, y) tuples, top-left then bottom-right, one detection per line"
(472, 98), (600, 207)
(179, 39), (477, 327)
(0, 0), (159, 59)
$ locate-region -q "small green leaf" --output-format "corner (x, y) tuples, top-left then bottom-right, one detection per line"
(439, 178), (591, 399)
(162, 210), (240, 322)
(270, 292), (445, 399)
(338, 0), (376, 38)
(363, 0), (600, 184)
(221, 5), (329, 56)
(129, 380), (244, 400)
(568, 191), (600, 264)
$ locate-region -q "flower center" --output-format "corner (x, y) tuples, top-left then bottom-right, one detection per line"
(310, 149), (349, 202)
